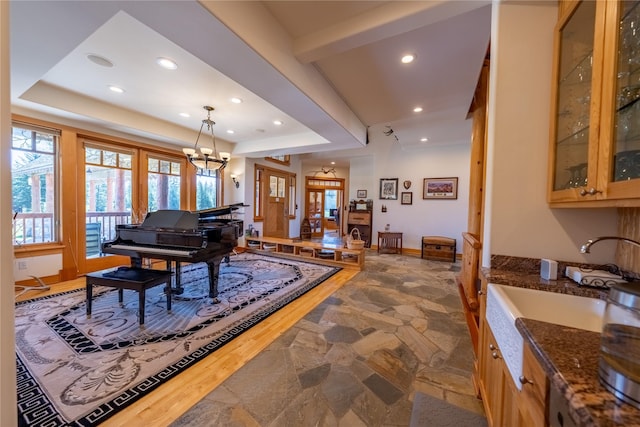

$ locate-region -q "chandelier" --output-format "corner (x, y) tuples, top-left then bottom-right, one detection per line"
(182, 106), (230, 171)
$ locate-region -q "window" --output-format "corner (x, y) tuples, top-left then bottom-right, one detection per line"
(11, 124), (60, 245)
(289, 175), (296, 219)
(254, 167), (263, 219)
(147, 156), (181, 211)
(196, 168), (219, 210)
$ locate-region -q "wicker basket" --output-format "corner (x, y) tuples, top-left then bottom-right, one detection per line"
(346, 228), (365, 250)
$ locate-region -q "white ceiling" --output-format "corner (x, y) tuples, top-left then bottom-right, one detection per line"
(10, 1), (491, 162)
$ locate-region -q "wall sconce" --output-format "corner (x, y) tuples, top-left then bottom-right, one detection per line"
(230, 174), (240, 188)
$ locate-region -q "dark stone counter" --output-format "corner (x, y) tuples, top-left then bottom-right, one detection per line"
(481, 262), (640, 426)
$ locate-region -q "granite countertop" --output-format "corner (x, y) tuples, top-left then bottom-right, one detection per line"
(481, 264), (640, 427)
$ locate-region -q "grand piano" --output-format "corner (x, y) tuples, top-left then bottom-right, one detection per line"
(102, 204), (244, 301)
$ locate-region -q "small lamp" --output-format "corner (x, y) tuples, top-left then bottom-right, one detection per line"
(230, 174), (240, 188)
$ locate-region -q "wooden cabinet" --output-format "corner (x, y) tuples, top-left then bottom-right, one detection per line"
(519, 343), (549, 427)
(478, 316), (522, 427)
(347, 210), (372, 248)
(477, 280), (549, 427)
(548, 0), (640, 206)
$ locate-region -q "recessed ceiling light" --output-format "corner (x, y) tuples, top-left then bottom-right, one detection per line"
(179, 112), (190, 118)
(413, 106), (423, 113)
(401, 54), (415, 64)
(87, 54), (113, 67)
(330, 161), (335, 165)
(230, 97), (242, 104)
(108, 85), (124, 94)
(273, 120), (283, 126)
(156, 57), (178, 70)
(226, 130), (235, 134)
(420, 137), (428, 142)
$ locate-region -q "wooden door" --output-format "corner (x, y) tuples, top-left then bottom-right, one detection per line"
(263, 171), (288, 238)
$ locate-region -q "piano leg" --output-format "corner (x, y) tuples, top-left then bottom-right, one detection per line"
(172, 261), (184, 295)
(206, 257), (223, 303)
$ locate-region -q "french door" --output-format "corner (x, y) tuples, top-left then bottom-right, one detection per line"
(80, 142), (188, 274)
(305, 177), (345, 238)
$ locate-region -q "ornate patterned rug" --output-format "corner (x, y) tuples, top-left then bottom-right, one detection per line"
(16, 253), (340, 427)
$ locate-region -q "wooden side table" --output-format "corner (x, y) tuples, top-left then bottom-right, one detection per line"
(86, 266), (173, 325)
(377, 231), (403, 254)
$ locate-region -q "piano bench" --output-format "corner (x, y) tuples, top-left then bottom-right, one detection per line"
(86, 266), (173, 326)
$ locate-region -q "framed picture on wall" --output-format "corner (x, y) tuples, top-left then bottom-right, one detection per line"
(401, 192), (412, 205)
(357, 189), (367, 198)
(379, 178), (398, 200)
(423, 177), (458, 199)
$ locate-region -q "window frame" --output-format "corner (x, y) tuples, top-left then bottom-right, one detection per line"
(141, 150), (189, 213)
(11, 122), (61, 247)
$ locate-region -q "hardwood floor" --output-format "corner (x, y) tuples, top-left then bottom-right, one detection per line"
(15, 262), (358, 426)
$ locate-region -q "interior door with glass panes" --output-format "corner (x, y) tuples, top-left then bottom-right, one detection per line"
(306, 190), (324, 237)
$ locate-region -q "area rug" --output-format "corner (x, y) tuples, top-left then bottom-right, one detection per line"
(16, 253), (340, 427)
(409, 392), (487, 427)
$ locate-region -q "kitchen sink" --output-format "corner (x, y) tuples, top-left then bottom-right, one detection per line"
(486, 283), (606, 390)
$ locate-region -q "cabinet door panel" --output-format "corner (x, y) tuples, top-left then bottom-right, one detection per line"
(549, 0), (640, 205)
(550, 0), (600, 196)
(520, 344), (549, 426)
(598, 0), (640, 199)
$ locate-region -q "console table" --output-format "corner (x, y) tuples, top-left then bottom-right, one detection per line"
(377, 231), (403, 254)
(86, 266), (173, 325)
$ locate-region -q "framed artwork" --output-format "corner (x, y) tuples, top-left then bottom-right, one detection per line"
(379, 178), (398, 200)
(401, 192), (412, 205)
(264, 155), (290, 166)
(400, 191), (413, 205)
(357, 189), (367, 198)
(423, 177), (458, 199)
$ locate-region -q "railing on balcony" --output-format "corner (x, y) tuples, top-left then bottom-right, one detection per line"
(12, 211), (131, 247)
(13, 213), (54, 246)
(86, 211), (132, 242)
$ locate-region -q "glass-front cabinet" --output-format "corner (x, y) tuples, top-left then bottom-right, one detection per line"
(549, 0), (640, 205)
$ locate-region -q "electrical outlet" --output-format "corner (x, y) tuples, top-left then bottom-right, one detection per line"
(17, 261), (27, 270)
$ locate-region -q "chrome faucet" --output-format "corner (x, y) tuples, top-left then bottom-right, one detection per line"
(580, 236), (640, 253)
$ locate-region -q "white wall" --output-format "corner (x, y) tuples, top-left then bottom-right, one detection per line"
(484, 1), (618, 267)
(14, 254), (63, 282)
(350, 135), (471, 252)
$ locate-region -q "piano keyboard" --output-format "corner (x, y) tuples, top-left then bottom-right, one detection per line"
(108, 244), (197, 257)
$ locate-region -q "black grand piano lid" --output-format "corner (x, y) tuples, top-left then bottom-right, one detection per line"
(197, 202), (246, 219)
(141, 210), (199, 230)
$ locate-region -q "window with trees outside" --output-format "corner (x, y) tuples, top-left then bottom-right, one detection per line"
(196, 168), (219, 210)
(147, 156), (181, 211)
(85, 144), (133, 253)
(11, 124), (59, 246)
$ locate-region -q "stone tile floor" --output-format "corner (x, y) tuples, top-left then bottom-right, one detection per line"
(172, 251), (485, 426)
